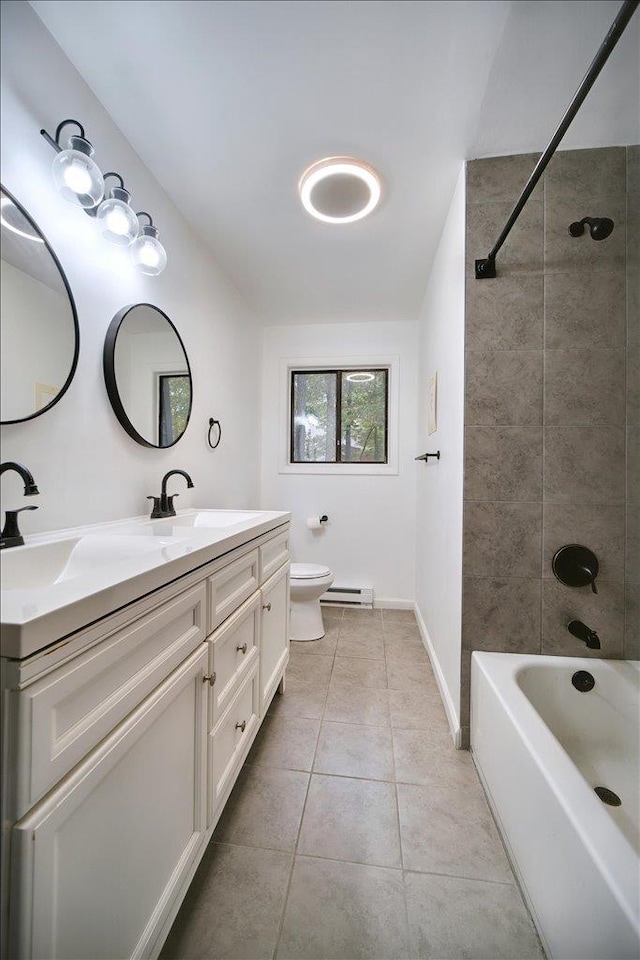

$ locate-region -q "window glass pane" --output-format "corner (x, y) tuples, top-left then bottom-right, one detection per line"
(159, 374), (190, 445)
(292, 371), (337, 462)
(340, 370), (387, 462)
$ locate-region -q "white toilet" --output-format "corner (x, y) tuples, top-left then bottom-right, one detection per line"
(289, 562), (334, 641)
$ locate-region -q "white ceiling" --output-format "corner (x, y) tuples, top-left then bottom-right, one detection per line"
(29, 0), (640, 325)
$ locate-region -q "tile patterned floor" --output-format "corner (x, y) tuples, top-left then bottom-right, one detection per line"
(161, 608), (544, 960)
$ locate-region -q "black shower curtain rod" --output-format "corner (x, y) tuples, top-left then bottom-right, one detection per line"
(475, 0), (639, 280)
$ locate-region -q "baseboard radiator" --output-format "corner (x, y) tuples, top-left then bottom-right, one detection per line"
(320, 585), (374, 608)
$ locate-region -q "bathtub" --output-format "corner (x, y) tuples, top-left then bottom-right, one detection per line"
(471, 652), (639, 960)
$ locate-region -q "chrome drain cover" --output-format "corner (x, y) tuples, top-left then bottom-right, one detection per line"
(594, 786), (621, 806)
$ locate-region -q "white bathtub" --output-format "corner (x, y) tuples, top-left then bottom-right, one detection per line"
(471, 652), (640, 960)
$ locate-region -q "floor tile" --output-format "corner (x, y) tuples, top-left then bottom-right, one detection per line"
(384, 635), (428, 660)
(332, 656), (387, 688)
(392, 727), (475, 787)
(405, 872), (543, 959)
(336, 632), (385, 659)
(389, 687), (445, 729)
(320, 605), (344, 621)
(286, 652), (334, 685)
(267, 678), (327, 720)
(397, 782), (513, 882)
(314, 721), (394, 781)
(324, 680), (390, 726)
(277, 857), (409, 960)
(214, 766), (309, 851)
(386, 657), (437, 692)
(342, 607), (383, 622)
(382, 608), (418, 624)
(298, 774), (402, 868)
(160, 842), (291, 960)
(246, 716), (320, 772)
(383, 621), (423, 641)
(290, 628), (338, 656)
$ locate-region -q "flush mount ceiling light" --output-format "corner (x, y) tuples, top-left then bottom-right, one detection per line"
(298, 157), (381, 224)
(0, 197), (44, 242)
(346, 371), (375, 383)
(40, 118), (167, 274)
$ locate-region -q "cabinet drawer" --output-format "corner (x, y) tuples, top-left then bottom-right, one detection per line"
(259, 529), (289, 583)
(208, 663), (259, 824)
(260, 563), (290, 715)
(208, 549), (259, 632)
(208, 592), (259, 729)
(13, 583), (206, 817)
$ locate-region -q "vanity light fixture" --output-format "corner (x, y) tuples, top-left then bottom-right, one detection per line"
(346, 371), (375, 383)
(40, 118), (167, 274)
(0, 197), (44, 242)
(96, 173), (139, 246)
(298, 157), (381, 224)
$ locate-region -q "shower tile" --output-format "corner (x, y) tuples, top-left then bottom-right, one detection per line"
(278, 857), (409, 960)
(213, 766), (309, 851)
(332, 656), (387, 688)
(466, 153), (541, 204)
(465, 350), (543, 425)
(298, 774), (402, 868)
(463, 501), (542, 578)
(544, 349), (625, 425)
(541, 579), (624, 659)
(324, 680), (390, 727)
(543, 426), (626, 504)
(462, 577), (541, 654)
(160, 843), (292, 960)
(466, 197), (543, 278)
(624, 585), (640, 660)
(542, 503), (625, 582)
(313, 721), (394, 781)
(245, 717), (320, 772)
(405, 872), (544, 960)
(397, 782), (513, 882)
(545, 147), (626, 202)
(544, 268), (626, 349)
(628, 425), (640, 504)
(464, 426), (542, 501)
(459, 650), (472, 727)
(627, 347), (640, 425)
(628, 145), (640, 197)
(626, 501), (640, 584)
(465, 274), (543, 351)
(545, 197), (626, 274)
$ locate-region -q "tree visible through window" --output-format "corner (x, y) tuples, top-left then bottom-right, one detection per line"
(291, 369), (388, 463)
(159, 374), (190, 446)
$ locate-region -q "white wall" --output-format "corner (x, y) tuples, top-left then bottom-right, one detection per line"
(261, 321), (418, 605)
(415, 166), (466, 736)
(0, 1), (261, 532)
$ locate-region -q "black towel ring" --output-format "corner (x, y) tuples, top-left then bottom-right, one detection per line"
(208, 418), (222, 449)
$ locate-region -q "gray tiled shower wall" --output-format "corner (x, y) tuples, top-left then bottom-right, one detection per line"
(461, 146), (639, 742)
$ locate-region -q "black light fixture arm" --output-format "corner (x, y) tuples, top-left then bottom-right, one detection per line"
(136, 211), (154, 227)
(103, 171), (126, 191)
(475, 0), (639, 280)
(40, 118), (86, 153)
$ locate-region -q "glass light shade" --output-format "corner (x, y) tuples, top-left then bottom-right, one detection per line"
(51, 136), (104, 208)
(129, 225), (167, 276)
(96, 187), (139, 245)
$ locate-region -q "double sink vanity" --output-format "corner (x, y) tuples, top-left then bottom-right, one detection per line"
(0, 506), (291, 959)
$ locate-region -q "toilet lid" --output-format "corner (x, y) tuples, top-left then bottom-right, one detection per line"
(291, 562), (331, 579)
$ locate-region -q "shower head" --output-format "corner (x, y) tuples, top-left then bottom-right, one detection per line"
(568, 217), (614, 241)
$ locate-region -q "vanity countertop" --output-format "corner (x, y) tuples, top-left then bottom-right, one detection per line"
(0, 509), (290, 661)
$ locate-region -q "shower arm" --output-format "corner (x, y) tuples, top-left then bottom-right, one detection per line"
(475, 0), (639, 280)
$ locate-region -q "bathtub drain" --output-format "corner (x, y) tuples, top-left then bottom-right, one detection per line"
(594, 786), (621, 806)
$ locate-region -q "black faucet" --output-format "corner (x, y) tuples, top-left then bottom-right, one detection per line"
(1, 461), (40, 549)
(148, 470), (194, 519)
(567, 619), (601, 650)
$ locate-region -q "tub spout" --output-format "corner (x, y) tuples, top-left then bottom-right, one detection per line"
(567, 619), (600, 650)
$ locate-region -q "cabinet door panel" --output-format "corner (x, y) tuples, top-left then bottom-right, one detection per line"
(259, 529), (289, 583)
(260, 564), (290, 715)
(14, 583), (206, 817)
(10, 646), (208, 960)
(208, 550), (259, 632)
(208, 593), (259, 729)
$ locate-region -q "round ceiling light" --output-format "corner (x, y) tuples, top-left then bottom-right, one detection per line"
(298, 157), (381, 224)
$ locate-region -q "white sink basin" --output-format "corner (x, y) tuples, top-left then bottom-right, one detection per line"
(1, 534), (184, 591)
(151, 510), (264, 532)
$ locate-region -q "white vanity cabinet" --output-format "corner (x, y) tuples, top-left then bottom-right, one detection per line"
(1, 518), (290, 960)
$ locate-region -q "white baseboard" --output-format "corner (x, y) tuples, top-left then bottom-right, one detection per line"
(413, 604), (462, 748)
(373, 598), (415, 610)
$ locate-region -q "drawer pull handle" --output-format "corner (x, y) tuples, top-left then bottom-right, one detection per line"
(203, 673), (216, 686)
(235, 720), (247, 732)
(236, 643), (248, 654)
(263, 602), (272, 612)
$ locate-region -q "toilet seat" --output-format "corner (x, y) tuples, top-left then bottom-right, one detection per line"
(290, 562), (331, 580)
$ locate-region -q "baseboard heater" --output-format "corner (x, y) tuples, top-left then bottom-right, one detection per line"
(321, 585), (374, 608)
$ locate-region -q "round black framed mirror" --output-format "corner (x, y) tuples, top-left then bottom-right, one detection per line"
(103, 303), (193, 448)
(1, 185), (80, 424)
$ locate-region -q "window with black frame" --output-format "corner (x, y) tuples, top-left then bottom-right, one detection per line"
(158, 374), (190, 446)
(290, 368), (388, 464)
